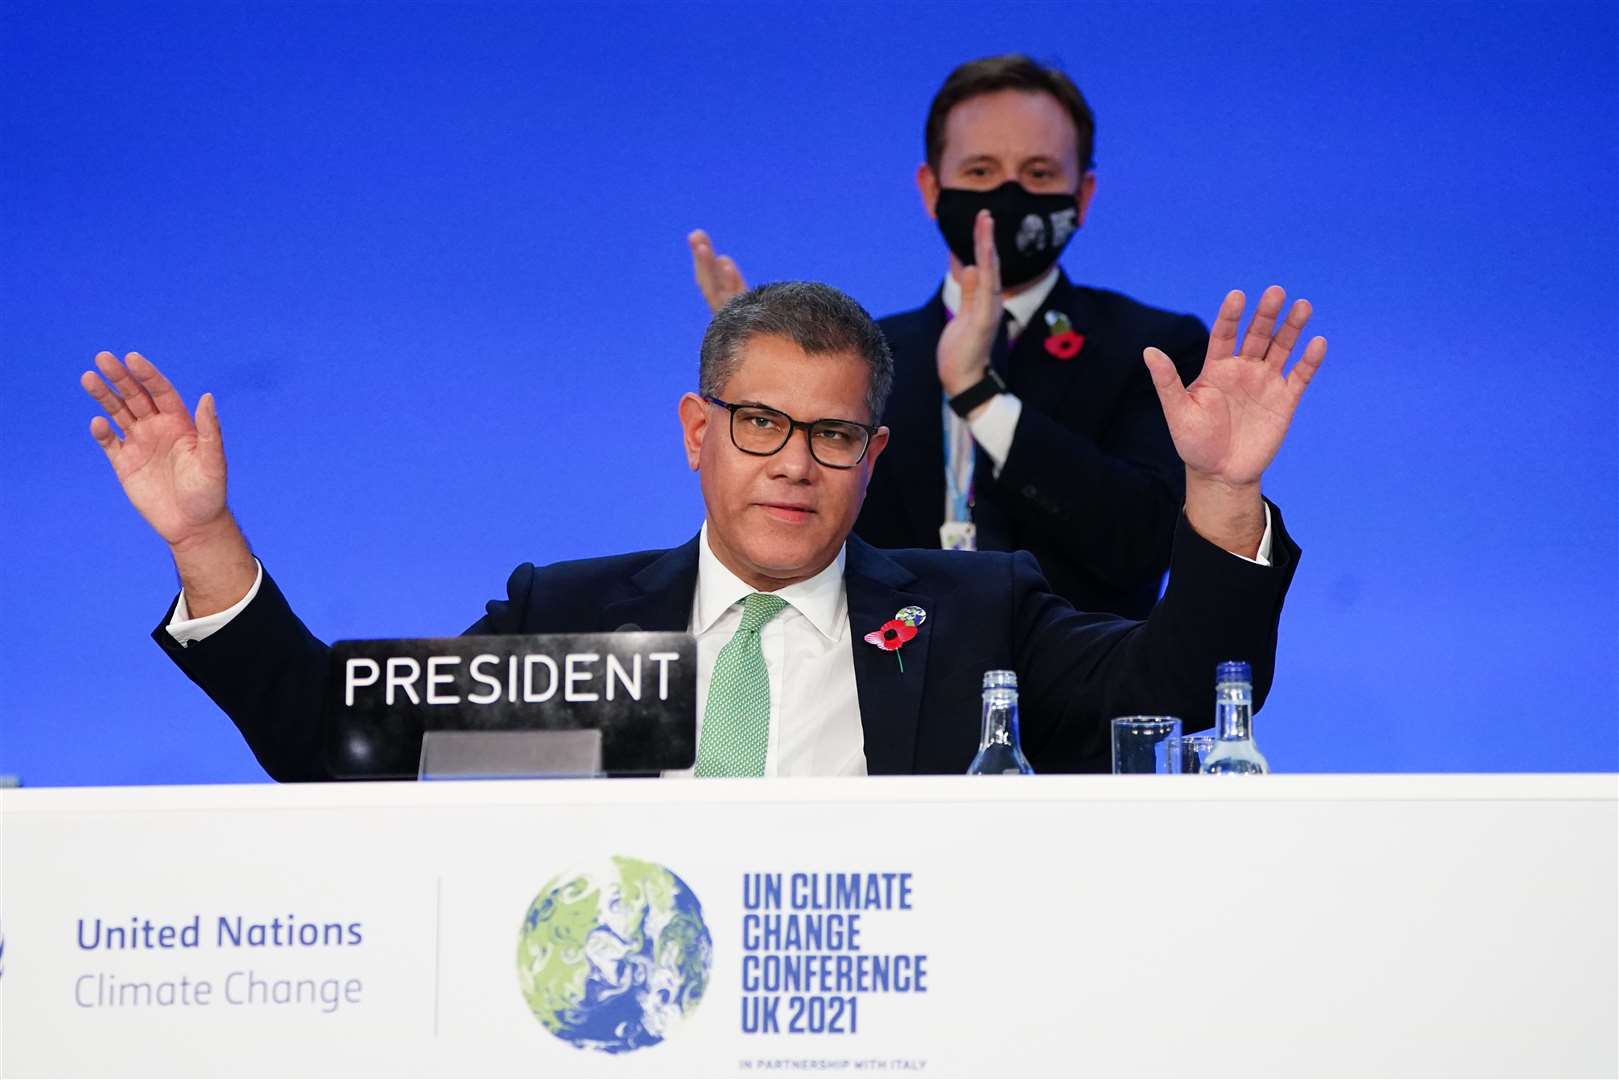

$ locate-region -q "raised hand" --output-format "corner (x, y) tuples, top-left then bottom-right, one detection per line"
(82, 352), (255, 615)
(1140, 287), (1327, 558)
(83, 351), (229, 545)
(935, 209), (1002, 400)
(688, 229), (749, 314)
(1142, 286), (1326, 487)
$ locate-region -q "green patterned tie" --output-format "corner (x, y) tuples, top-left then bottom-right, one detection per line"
(694, 592), (789, 777)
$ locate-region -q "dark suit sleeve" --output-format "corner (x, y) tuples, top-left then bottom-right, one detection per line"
(992, 314), (1207, 589)
(154, 563), (543, 783)
(465, 563), (537, 634)
(153, 571), (337, 783)
(1014, 500), (1299, 768)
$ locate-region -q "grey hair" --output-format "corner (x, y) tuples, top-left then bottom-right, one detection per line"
(699, 281), (894, 421)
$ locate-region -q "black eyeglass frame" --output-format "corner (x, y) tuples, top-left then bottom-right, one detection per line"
(702, 394), (880, 469)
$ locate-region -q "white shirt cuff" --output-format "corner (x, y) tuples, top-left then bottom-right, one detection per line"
(968, 393), (1022, 475)
(166, 560), (265, 645)
(1223, 508), (1275, 569)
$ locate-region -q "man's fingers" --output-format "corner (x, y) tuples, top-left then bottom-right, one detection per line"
(1263, 298), (1312, 372)
(96, 351), (156, 419)
(688, 230), (721, 305)
(689, 229), (746, 313)
(1238, 285), (1287, 360)
(89, 414), (121, 457)
(688, 233), (714, 276)
(1285, 335), (1328, 397)
(717, 255), (745, 296)
(99, 350), (154, 418)
(81, 365), (134, 433)
(1142, 346), (1191, 426)
(1205, 290), (1245, 365)
(974, 210), (1001, 308)
(958, 264), (980, 315)
(127, 351), (187, 415)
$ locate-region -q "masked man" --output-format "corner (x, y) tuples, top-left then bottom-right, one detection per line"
(691, 54), (1207, 620)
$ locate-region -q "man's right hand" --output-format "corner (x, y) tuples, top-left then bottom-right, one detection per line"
(82, 351), (256, 617)
(936, 209), (1003, 402)
(687, 229), (748, 314)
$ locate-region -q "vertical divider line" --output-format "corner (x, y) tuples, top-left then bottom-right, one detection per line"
(433, 875), (443, 1037)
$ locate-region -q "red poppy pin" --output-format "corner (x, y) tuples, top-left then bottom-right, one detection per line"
(864, 605), (926, 672)
(1043, 310), (1085, 360)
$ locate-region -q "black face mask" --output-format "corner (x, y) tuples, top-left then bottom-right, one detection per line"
(934, 181), (1081, 287)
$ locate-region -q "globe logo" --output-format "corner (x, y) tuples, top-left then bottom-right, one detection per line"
(516, 856), (712, 1054)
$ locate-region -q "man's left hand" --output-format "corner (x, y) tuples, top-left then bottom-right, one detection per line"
(1143, 286), (1327, 557)
(1144, 286), (1326, 484)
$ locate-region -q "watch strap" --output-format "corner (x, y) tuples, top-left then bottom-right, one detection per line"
(948, 368), (1006, 418)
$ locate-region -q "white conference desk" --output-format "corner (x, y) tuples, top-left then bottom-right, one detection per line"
(2, 774), (1615, 1078)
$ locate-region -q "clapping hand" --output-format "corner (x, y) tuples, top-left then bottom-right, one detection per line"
(935, 209), (1002, 401)
(688, 229), (749, 314)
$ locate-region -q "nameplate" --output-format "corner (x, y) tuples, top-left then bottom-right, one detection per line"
(325, 632), (696, 778)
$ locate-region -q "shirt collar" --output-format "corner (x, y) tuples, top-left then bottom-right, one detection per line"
(940, 264), (1060, 336)
(694, 521), (848, 642)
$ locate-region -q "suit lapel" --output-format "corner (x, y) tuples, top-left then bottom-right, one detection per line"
(844, 537), (933, 775)
(599, 534), (701, 632)
(1008, 273), (1097, 411)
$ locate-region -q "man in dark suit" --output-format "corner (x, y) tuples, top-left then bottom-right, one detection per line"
(82, 241), (1326, 780)
(691, 55), (1206, 618)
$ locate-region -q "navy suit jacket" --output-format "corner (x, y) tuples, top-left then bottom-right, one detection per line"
(157, 509), (1299, 782)
(857, 273), (1208, 619)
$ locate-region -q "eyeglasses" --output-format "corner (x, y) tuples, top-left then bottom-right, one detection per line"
(703, 395), (879, 469)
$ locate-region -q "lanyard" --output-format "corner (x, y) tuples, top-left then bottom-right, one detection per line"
(943, 402), (975, 523)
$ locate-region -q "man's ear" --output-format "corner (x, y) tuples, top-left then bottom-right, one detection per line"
(678, 392), (709, 471)
(851, 426), (891, 510)
(865, 425), (890, 470)
(1076, 170), (1098, 228)
(916, 163), (941, 221)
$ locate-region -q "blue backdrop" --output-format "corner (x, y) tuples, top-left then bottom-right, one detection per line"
(3, 0), (1615, 785)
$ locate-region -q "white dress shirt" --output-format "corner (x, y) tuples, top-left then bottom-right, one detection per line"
(167, 562), (265, 644)
(669, 523), (867, 778)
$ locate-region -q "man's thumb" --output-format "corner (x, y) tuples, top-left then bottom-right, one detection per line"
(196, 393), (222, 444)
(1141, 348), (1189, 421)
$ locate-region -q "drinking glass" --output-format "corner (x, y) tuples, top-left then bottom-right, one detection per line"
(1110, 716), (1183, 774)
(1167, 733), (1217, 774)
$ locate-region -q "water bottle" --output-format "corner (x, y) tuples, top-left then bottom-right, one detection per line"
(966, 670), (1035, 775)
(1201, 660), (1270, 774)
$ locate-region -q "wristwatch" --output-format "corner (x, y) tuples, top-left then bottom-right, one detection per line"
(948, 368), (1006, 418)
